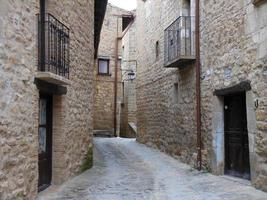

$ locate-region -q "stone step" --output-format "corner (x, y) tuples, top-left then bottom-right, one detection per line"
(128, 122), (137, 134)
(93, 130), (114, 138)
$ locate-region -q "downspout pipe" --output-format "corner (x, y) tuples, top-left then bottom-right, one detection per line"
(40, 0), (46, 71)
(114, 36), (119, 137)
(114, 17), (120, 137)
(195, 0), (202, 170)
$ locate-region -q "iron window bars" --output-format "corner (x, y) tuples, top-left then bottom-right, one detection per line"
(164, 16), (195, 67)
(38, 13), (70, 79)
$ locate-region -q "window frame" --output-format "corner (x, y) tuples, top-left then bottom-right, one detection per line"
(122, 16), (133, 32)
(98, 58), (110, 75)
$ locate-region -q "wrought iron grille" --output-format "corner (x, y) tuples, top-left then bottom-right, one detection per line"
(164, 16), (195, 66)
(38, 13), (70, 78)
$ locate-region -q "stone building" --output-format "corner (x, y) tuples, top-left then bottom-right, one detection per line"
(135, 0), (267, 191)
(0, 0), (107, 199)
(136, 0), (197, 165)
(93, 3), (134, 137)
(120, 14), (138, 138)
(201, 0), (267, 191)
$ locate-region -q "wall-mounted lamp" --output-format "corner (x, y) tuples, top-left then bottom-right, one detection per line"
(127, 70), (136, 81)
(121, 60), (137, 82)
(122, 69), (136, 82)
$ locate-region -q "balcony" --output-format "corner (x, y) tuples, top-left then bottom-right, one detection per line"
(37, 13), (70, 86)
(164, 16), (195, 68)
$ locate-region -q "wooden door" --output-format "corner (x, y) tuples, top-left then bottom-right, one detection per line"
(38, 94), (53, 191)
(224, 93), (250, 179)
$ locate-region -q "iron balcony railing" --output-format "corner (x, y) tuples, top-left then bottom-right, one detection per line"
(38, 13), (70, 78)
(164, 16), (195, 68)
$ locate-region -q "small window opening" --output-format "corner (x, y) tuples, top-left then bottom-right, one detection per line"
(155, 41), (159, 59)
(122, 16), (133, 32)
(183, 0), (191, 16)
(173, 83), (179, 104)
(118, 58), (122, 69)
(98, 59), (109, 75)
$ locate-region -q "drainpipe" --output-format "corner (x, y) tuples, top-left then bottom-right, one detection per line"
(114, 37), (119, 137)
(40, 0), (46, 71)
(114, 16), (121, 137)
(195, 0), (202, 170)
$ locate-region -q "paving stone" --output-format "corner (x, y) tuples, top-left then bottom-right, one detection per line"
(38, 138), (267, 200)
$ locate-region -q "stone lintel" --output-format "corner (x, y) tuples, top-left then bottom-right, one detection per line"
(214, 81), (251, 96)
(252, 0), (267, 6)
(34, 78), (67, 95)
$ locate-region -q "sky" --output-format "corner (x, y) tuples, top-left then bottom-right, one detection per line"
(108, 0), (137, 11)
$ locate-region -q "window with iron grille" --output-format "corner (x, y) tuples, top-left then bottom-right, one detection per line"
(38, 13), (70, 79)
(164, 16), (195, 68)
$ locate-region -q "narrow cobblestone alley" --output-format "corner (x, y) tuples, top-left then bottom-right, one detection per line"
(39, 138), (267, 200)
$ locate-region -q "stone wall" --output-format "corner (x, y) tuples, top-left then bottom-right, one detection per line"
(136, 0), (197, 164)
(0, 1), (39, 199)
(136, 0), (267, 192)
(121, 16), (137, 138)
(0, 0), (95, 199)
(46, 0), (95, 184)
(200, 0), (267, 191)
(93, 4), (131, 135)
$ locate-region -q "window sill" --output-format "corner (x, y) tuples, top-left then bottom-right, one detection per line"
(98, 73), (112, 76)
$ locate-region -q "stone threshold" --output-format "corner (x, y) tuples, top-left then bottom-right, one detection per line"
(220, 175), (251, 186)
(38, 185), (60, 200)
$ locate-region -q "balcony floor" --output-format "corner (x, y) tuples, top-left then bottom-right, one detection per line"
(35, 72), (71, 86)
(164, 56), (196, 69)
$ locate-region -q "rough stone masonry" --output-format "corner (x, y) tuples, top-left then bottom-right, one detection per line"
(200, 0), (267, 191)
(135, 0), (267, 192)
(93, 3), (131, 136)
(0, 0), (96, 199)
(136, 0), (197, 168)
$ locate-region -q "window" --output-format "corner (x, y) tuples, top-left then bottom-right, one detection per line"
(185, 0), (191, 15)
(38, 13), (70, 78)
(98, 59), (109, 75)
(118, 59), (122, 69)
(122, 16), (133, 31)
(155, 41), (159, 59)
(173, 83), (179, 104)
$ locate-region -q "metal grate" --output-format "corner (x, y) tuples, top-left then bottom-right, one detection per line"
(38, 13), (70, 79)
(164, 16), (195, 66)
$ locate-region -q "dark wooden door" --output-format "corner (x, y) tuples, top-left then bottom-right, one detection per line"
(224, 93), (250, 179)
(38, 94), (53, 191)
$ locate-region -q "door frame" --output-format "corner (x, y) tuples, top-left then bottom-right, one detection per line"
(211, 87), (257, 182)
(38, 93), (53, 192)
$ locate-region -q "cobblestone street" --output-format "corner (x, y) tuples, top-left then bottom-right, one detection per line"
(38, 138), (267, 200)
